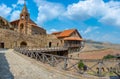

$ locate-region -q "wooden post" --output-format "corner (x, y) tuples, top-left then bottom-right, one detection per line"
(42, 53), (45, 63)
(98, 61), (102, 77)
(35, 53), (38, 60)
(51, 55), (54, 67)
(63, 58), (68, 70)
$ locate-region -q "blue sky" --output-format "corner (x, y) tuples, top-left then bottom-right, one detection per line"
(0, 0), (120, 44)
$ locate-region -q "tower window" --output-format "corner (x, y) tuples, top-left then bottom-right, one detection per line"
(21, 16), (24, 19)
(20, 24), (24, 29)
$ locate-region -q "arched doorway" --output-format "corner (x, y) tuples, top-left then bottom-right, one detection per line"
(0, 42), (4, 48)
(49, 42), (52, 47)
(20, 41), (27, 47)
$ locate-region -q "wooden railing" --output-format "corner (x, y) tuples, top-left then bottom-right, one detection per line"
(14, 47), (120, 78)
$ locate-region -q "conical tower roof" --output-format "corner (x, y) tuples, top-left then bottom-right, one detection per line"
(21, 0), (28, 13)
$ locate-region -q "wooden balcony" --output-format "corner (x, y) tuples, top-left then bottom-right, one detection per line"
(64, 44), (81, 47)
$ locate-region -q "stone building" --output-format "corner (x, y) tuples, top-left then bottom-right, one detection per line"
(10, 3), (46, 35)
(0, 2), (83, 53)
(52, 29), (83, 52)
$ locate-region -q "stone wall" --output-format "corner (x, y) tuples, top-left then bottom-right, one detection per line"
(0, 28), (61, 48)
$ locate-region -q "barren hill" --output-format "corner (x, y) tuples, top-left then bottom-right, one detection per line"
(70, 40), (120, 59)
(82, 40), (120, 52)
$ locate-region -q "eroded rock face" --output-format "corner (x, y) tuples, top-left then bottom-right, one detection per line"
(0, 16), (13, 29)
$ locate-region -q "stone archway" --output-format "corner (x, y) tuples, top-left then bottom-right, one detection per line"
(20, 41), (27, 47)
(49, 42), (52, 47)
(0, 42), (4, 48)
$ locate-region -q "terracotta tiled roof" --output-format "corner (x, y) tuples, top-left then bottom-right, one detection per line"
(64, 37), (83, 41)
(52, 29), (82, 39)
(58, 29), (76, 38)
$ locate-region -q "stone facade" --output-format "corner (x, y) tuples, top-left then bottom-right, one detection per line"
(0, 27), (60, 48)
(10, 3), (46, 35)
(0, 2), (83, 53)
(52, 29), (84, 52)
(0, 15), (60, 48)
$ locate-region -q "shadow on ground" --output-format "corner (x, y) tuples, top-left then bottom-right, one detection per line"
(110, 76), (120, 79)
(0, 49), (14, 79)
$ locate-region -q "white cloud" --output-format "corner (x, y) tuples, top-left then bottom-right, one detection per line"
(33, 0), (120, 27)
(83, 26), (99, 34)
(10, 0), (26, 21)
(10, 10), (20, 21)
(64, 0), (120, 27)
(12, 4), (17, 8)
(99, 2), (120, 27)
(84, 27), (92, 34)
(47, 28), (58, 34)
(64, 0), (106, 20)
(17, 0), (24, 5)
(0, 4), (12, 18)
(34, 0), (65, 25)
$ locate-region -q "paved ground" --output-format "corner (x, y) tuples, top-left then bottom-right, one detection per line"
(0, 49), (119, 79)
(0, 49), (84, 79)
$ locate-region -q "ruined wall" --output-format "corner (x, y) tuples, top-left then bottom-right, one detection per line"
(46, 34), (63, 47)
(31, 26), (46, 35)
(0, 28), (43, 48)
(0, 28), (61, 48)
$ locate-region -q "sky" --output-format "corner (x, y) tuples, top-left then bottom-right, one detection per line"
(0, 0), (120, 44)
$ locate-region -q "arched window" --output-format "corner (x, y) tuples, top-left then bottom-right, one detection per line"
(20, 24), (24, 29)
(21, 14), (24, 20)
(20, 23), (24, 33)
(20, 41), (27, 47)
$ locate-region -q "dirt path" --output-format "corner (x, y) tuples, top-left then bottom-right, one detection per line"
(0, 49), (83, 79)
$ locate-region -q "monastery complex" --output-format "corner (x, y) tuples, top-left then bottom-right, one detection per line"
(0, 2), (84, 53)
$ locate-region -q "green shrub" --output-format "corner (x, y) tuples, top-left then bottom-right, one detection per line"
(78, 60), (84, 70)
(103, 54), (115, 59)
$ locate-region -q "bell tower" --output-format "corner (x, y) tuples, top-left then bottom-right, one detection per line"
(18, 0), (30, 34)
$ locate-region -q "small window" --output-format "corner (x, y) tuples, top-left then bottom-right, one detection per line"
(61, 40), (62, 43)
(20, 24), (24, 29)
(57, 43), (59, 47)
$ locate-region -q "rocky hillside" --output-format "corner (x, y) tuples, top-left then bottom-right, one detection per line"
(69, 40), (120, 59)
(82, 40), (120, 52)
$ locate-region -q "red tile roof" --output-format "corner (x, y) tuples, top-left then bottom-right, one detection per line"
(58, 29), (76, 37)
(52, 29), (82, 39)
